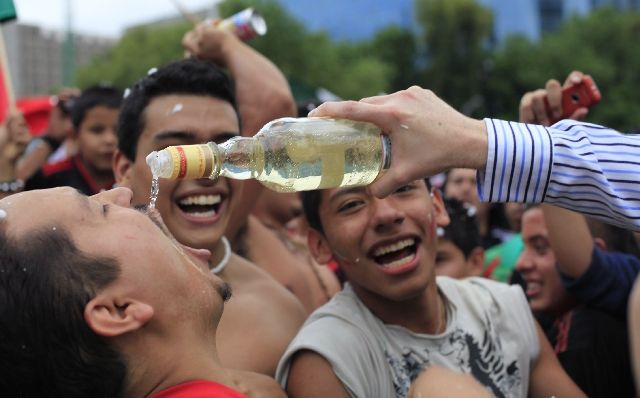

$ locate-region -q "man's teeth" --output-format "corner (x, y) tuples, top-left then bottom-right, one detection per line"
(179, 194), (221, 206)
(373, 238), (415, 257)
(527, 282), (542, 291)
(380, 253), (416, 269)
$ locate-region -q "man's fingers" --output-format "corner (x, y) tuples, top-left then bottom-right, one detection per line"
(519, 92), (535, 123)
(359, 93), (394, 105)
(530, 90), (550, 126)
(369, 173), (398, 199)
(545, 79), (562, 120)
(570, 107), (589, 121)
(563, 70), (584, 87)
(182, 30), (198, 53)
(308, 101), (393, 132)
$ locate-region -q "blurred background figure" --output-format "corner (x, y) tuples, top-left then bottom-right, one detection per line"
(515, 205), (636, 398)
(435, 198), (484, 279)
(24, 85), (121, 195)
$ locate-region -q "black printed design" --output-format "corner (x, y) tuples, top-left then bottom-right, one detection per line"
(385, 321), (522, 397)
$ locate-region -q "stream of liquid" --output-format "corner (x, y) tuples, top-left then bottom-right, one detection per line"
(149, 176), (159, 210)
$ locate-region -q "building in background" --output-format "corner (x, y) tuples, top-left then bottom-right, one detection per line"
(2, 22), (115, 97)
(277, 0), (639, 44)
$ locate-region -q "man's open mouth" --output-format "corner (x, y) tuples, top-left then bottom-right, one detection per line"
(370, 237), (419, 269)
(176, 194), (222, 218)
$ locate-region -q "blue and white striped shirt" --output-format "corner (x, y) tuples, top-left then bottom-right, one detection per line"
(479, 118), (640, 231)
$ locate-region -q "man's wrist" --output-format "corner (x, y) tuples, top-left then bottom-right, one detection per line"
(0, 158), (16, 180)
(0, 179), (24, 193)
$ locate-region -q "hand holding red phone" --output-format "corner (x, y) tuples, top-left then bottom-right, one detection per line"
(519, 71), (601, 126)
(545, 74), (601, 124)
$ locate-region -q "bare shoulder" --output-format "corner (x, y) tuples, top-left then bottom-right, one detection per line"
(286, 350), (350, 398)
(216, 255), (306, 375)
(228, 369), (287, 398)
(225, 254), (305, 309)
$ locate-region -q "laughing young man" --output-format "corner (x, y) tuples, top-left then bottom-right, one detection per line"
(276, 180), (585, 398)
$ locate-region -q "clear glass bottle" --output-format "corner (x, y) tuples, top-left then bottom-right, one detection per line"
(146, 117), (391, 193)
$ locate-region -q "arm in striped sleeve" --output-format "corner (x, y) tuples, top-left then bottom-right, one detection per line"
(478, 118), (640, 230)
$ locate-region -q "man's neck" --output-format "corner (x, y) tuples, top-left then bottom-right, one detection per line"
(351, 281), (444, 335)
(123, 337), (235, 398)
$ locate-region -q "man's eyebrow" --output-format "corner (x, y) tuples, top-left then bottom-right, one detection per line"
(328, 187), (366, 204)
(153, 130), (197, 143)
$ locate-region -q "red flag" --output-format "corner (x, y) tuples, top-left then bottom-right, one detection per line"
(15, 96), (54, 136)
(0, 62), (9, 124)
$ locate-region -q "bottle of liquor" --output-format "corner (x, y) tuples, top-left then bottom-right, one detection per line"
(146, 117), (391, 193)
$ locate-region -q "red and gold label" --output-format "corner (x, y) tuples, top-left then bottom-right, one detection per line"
(165, 144), (215, 180)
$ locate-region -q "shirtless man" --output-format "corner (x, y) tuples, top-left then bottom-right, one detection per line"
(181, 23), (340, 313)
(113, 54), (305, 375)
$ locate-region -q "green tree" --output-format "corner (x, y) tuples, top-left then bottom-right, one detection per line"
(75, 22), (190, 89)
(414, 0), (494, 114)
(487, 7), (640, 130)
(366, 26), (419, 92)
(219, 0), (392, 99)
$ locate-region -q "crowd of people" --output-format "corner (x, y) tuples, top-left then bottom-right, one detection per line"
(0, 16), (639, 398)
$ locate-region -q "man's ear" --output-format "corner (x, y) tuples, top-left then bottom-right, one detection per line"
(467, 246), (485, 277)
(84, 292), (154, 337)
(307, 228), (334, 265)
(593, 237), (608, 251)
(431, 188), (450, 227)
(113, 149), (134, 187)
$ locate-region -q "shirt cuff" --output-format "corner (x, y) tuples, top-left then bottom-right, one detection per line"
(478, 118), (553, 204)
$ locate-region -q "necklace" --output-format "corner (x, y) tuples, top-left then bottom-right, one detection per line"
(211, 236), (232, 275)
(435, 292), (446, 334)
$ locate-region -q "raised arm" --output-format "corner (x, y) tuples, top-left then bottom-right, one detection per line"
(630, 276), (640, 395)
(0, 112), (30, 199)
(182, 23), (295, 137)
(311, 86), (640, 230)
(528, 321), (586, 398)
(541, 204), (592, 278)
(285, 350), (351, 398)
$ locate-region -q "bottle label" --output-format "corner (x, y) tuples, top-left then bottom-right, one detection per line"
(166, 144), (215, 179)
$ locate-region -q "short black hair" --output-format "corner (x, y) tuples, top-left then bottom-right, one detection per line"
(71, 85), (123, 129)
(117, 58), (238, 161)
(0, 226), (126, 397)
(440, 198), (482, 258)
(301, 178), (432, 235)
(301, 189), (324, 233)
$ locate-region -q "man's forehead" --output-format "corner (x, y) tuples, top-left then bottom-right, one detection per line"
(141, 95), (239, 141)
(0, 188), (80, 235)
(145, 94), (236, 119)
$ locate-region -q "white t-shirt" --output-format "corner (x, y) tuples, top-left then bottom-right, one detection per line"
(276, 276), (539, 398)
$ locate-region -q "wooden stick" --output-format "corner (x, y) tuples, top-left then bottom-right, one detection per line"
(168, 0), (202, 26)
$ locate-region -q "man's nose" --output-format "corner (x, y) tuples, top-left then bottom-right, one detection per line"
(371, 198), (404, 232)
(515, 250), (534, 273)
(93, 187), (133, 207)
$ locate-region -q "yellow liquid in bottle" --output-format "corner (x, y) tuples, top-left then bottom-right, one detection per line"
(251, 119), (385, 192)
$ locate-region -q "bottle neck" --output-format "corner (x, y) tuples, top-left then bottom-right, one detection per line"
(217, 136), (259, 180)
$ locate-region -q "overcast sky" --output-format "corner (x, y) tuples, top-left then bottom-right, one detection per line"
(14, 0), (222, 37)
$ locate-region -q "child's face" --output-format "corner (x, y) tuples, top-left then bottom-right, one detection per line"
(76, 106), (119, 173)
